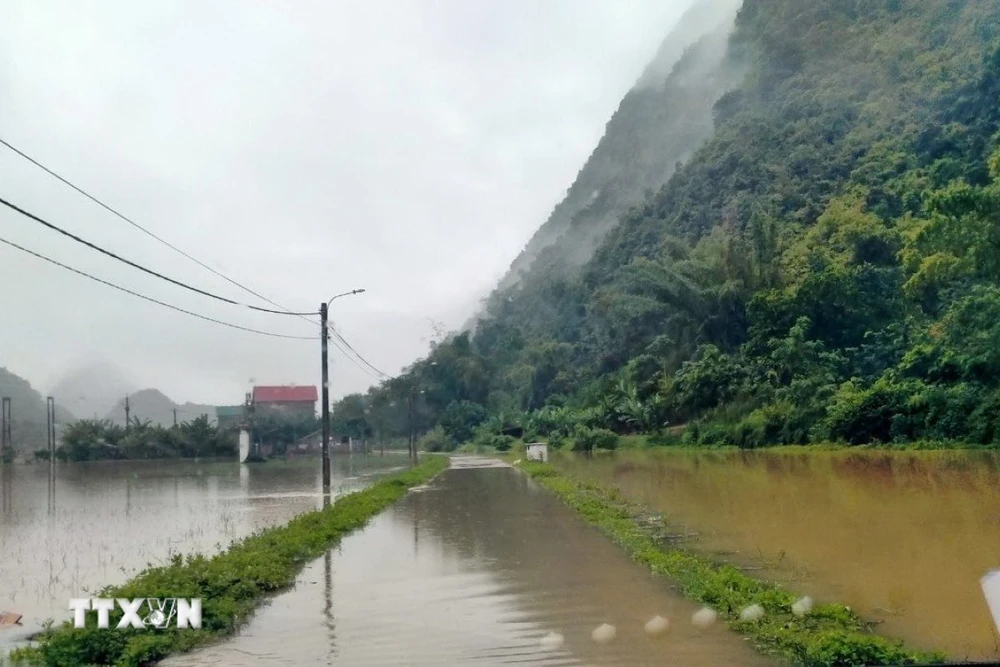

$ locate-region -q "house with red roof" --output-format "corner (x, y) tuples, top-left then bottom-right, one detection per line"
(252, 385), (318, 419)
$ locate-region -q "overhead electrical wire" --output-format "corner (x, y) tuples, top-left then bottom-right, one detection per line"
(327, 325), (390, 379)
(0, 235), (315, 340)
(0, 137), (313, 320)
(1, 189), (387, 378)
(0, 138), (393, 381)
(0, 195), (317, 316)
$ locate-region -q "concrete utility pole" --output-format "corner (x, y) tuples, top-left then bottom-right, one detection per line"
(173, 407), (178, 427)
(320, 289), (366, 491)
(320, 301), (331, 490)
(1, 397), (11, 456)
(46, 396), (56, 457)
(124, 395), (131, 431)
(408, 385), (415, 462)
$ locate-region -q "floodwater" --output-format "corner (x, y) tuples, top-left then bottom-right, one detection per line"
(554, 448), (1000, 662)
(0, 454), (403, 646)
(164, 458), (775, 667)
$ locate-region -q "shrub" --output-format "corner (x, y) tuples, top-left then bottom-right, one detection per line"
(490, 435), (516, 451)
(968, 390), (1000, 444)
(571, 426), (619, 451)
(439, 401), (489, 444)
(733, 401), (808, 448)
(823, 378), (917, 445)
(417, 425), (454, 452)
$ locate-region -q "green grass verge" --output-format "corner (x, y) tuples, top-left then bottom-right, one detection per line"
(602, 437), (997, 452)
(6, 455), (448, 667)
(516, 460), (946, 667)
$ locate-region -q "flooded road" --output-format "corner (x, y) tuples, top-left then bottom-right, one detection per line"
(555, 448), (1000, 661)
(0, 454), (402, 644)
(165, 458), (776, 666)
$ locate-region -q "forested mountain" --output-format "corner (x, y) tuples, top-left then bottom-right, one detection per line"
(0, 367), (74, 450)
(335, 0), (1000, 450)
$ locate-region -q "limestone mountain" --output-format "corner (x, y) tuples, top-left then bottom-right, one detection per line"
(50, 362), (137, 421)
(495, 0), (743, 294)
(104, 389), (216, 428)
(0, 366), (74, 450)
(340, 0), (1000, 450)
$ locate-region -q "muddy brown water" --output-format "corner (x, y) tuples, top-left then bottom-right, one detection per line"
(555, 448), (1000, 662)
(0, 454), (403, 647)
(164, 458), (776, 666)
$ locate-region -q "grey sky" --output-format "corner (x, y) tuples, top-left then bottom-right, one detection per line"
(0, 0), (693, 408)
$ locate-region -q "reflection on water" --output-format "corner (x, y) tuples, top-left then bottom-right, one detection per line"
(0, 454), (401, 643)
(166, 463), (775, 666)
(555, 449), (1000, 661)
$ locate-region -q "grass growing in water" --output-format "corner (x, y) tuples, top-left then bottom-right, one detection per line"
(7, 455), (448, 667)
(516, 460), (946, 667)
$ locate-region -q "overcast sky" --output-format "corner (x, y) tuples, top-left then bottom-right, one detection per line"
(0, 0), (694, 408)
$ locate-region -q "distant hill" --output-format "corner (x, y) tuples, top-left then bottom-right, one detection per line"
(104, 389), (216, 427)
(0, 366), (74, 450)
(51, 362), (137, 420)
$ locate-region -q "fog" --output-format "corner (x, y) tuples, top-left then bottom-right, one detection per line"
(494, 0), (742, 298)
(0, 0), (696, 410)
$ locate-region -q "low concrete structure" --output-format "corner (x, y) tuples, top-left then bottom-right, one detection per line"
(238, 428), (250, 463)
(526, 443), (549, 462)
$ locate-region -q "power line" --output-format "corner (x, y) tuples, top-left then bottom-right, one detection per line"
(327, 325), (390, 379)
(0, 194), (316, 316)
(1, 190), (388, 379)
(0, 137), (315, 320)
(325, 324), (387, 381)
(0, 139), (392, 381)
(0, 235), (315, 340)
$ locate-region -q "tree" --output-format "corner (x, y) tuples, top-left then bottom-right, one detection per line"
(439, 400), (488, 445)
(329, 393), (371, 441)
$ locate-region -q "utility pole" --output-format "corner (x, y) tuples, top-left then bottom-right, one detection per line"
(320, 301), (331, 491)
(1, 397), (11, 457)
(173, 407), (178, 427)
(124, 395), (131, 431)
(46, 396), (56, 457)
(319, 289), (365, 488)
(407, 384), (415, 462)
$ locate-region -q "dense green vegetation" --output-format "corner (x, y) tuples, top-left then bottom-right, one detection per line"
(48, 412), (329, 461)
(48, 417), (236, 461)
(517, 459), (944, 666)
(6, 456), (448, 667)
(338, 0), (1000, 452)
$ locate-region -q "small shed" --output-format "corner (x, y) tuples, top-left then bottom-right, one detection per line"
(525, 442), (549, 462)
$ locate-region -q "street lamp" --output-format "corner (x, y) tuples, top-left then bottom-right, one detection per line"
(320, 288), (365, 491)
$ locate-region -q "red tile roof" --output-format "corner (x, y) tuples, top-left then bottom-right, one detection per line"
(252, 385), (318, 403)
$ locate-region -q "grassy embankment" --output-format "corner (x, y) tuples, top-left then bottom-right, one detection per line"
(515, 457), (946, 667)
(608, 432), (999, 452)
(6, 455), (448, 667)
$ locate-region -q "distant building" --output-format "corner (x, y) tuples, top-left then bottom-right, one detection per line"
(216, 405), (244, 430)
(252, 385), (318, 419)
